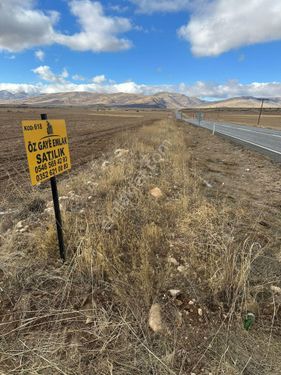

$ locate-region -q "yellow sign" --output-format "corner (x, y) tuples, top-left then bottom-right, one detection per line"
(22, 119), (71, 186)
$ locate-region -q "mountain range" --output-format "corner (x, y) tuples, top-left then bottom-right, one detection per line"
(199, 96), (281, 108)
(0, 90), (280, 109)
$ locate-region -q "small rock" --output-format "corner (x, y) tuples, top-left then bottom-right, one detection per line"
(19, 225), (29, 233)
(177, 265), (187, 273)
(46, 201), (53, 209)
(68, 193), (80, 200)
(59, 196), (68, 202)
(114, 148), (129, 158)
(44, 207), (53, 215)
(188, 300), (194, 305)
(85, 317), (93, 324)
(203, 180), (212, 188)
(167, 256), (179, 266)
(88, 196), (92, 200)
(169, 289), (181, 298)
(102, 161), (110, 168)
(149, 303), (164, 333)
(15, 221), (24, 230)
(271, 285), (281, 294)
(198, 308), (203, 316)
(150, 187), (163, 199)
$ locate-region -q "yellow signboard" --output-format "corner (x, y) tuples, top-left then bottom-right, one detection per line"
(22, 119), (71, 186)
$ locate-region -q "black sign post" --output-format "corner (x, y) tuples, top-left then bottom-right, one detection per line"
(41, 113), (66, 262)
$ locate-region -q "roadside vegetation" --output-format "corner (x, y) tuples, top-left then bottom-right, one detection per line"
(1, 118), (281, 374)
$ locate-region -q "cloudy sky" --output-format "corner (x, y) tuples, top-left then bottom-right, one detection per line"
(0, 0), (281, 99)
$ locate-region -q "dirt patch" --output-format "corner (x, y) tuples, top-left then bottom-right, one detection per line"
(181, 121), (281, 227)
(0, 107), (167, 196)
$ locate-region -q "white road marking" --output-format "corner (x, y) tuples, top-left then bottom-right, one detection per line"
(183, 117), (281, 156)
(214, 130), (281, 156)
(214, 123), (281, 138)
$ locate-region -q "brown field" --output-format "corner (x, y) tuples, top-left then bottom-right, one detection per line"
(0, 107), (168, 194)
(183, 108), (281, 129)
(2, 112), (281, 374)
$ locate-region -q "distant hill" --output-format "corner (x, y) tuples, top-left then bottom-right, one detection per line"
(0, 91), (205, 109)
(198, 96), (281, 108)
(0, 90), (30, 101)
(0, 91), (280, 109)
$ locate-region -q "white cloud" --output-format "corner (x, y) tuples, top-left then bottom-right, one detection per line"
(92, 75), (107, 84)
(0, 83), (42, 95)
(177, 80), (281, 98)
(55, 0), (132, 52)
(0, 0), (58, 52)
(130, 0), (191, 13)
(109, 4), (129, 13)
(35, 49), (45, 61)
(72, 74), (85, 81)
(0, 0), (132, 53)
(2, 66), (281, 99)
(61, 68), (69, 79)
(179, 0), (281, 56)
(32, 65), (68, 83)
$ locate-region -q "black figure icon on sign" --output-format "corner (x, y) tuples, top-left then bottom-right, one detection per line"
(47, 121), (54, 135)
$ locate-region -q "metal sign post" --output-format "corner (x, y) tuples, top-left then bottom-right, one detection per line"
(41, 114), (66, 262)
(257, 98), (265, 127)
(196, 112), (203, 125)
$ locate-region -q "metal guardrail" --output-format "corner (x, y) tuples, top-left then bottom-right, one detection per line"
(177, 112), (281, 162)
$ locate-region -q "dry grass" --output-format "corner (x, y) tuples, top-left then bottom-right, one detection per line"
(1, 119), (281, 374)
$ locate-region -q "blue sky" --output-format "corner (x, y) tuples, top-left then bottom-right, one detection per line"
(0, 0), (281, 99)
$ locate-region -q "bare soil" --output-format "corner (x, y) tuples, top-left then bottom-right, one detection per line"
(182, 120), (281, 220)
(0, 107), (167, 194)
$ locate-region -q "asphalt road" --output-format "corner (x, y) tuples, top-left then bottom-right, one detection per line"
(181, 114), (281, 161)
